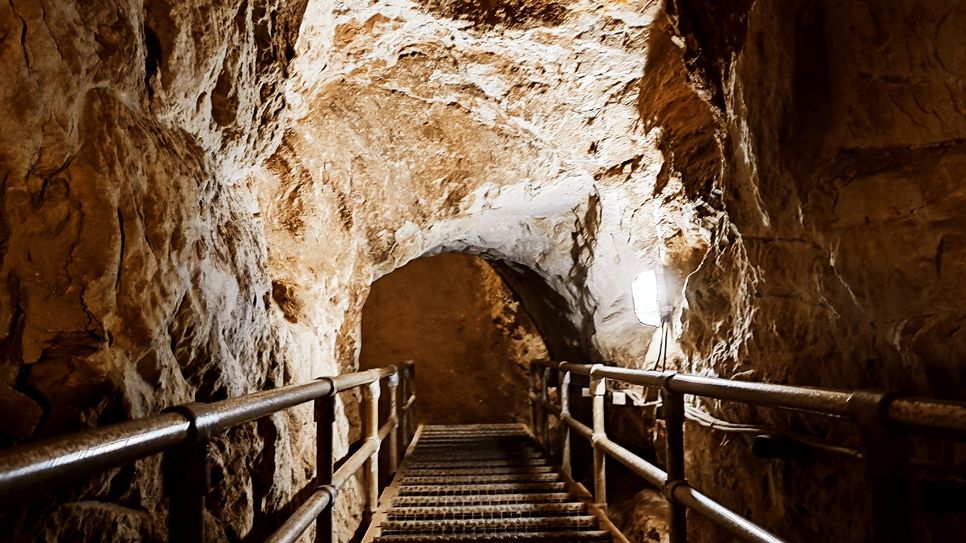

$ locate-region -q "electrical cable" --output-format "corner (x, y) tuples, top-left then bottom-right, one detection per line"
(639, 298), (866, 461)
(682, 404), (865, 458)
(657, 315), (669, 371)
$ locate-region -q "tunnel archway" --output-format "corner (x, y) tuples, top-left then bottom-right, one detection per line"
(359, 253), (552, 425)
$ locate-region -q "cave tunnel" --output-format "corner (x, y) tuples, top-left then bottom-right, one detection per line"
(359, 253), (546, 425)
(1, 1), (966, 542)
(358, 252), (655, 542)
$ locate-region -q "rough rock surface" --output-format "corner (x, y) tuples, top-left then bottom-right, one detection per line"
(654, 1), (966, 541)
(0, 0), (308, 540)
(1, 0), (964, 542)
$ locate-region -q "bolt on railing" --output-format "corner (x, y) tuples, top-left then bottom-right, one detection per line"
(530, 360), (966, 543)
(0, 361), (417, 543)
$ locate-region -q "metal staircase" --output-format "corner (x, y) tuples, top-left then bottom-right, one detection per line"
(364, 424), (617, 543)
(2, 359), (965, 543)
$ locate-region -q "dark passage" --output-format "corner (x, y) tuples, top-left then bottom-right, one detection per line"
(359, 254), (547, 425)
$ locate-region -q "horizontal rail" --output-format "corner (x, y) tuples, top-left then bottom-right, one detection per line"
(562, 414), (593, 441)
(557, 361), (592, 376)
(673, 485), (784, 543)
(378, 417), (396, 442)
(267, 409), (402, 543)
(0, 366), (401, 502)
(529, 392), (561, 418)
(534, 360), (966, 436)
(549, 393), (783, 542)
(667, 374), (852, 417)
(266, 486), (336, 543)
(887, 397), (966, 440)
(537, 371), (785, 543)
(329, 367), (396, 393)
(534, 359), (966, 543)
(596, 436), (665, 488)
(185, 379), (335, 436)
(334, 436), (380, 491)
(0, 413), (190, 499)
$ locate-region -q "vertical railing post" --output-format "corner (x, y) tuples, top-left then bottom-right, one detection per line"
(314, 388), (336, 543)
(849, 391), (912, 543)
(589, 365), (607, 510)
(387, 370), (400, 476)
(363, 380), (381, 524)
(559, 367), (572, 478)
(541, 366), (552, 448)
(406, 364), (416, 444)
(529, 363), (540, 443)
(662, 376), (687, 543)
(163, 403), (212, 543)
(401, 366), (410, 445)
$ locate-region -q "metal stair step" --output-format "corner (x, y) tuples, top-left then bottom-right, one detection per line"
(411, 446), (535, 453)
(401, 466), (555, 476)
(391, 493), (574, 507)
(406, 451), (544, 461)
(398, 482), (568, 496)
(379, 515), (601, 534)
(415, 438), (533, 445)
(416, 435), (530, 438)
(419, 426), (525, 434)
(374, 531), (612, 542)
(387, 502), (588, 519)
(399, 473), (560, 485)
(404, 459), (551, 469)
(374, 531), (612, 543)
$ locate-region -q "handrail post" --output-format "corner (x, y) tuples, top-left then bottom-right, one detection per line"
(849, 391), (912, 543)
(387, 370), (400, 476)
(162, 403), (212, 543)
(529, 363), (540, 444)
(590, 365), (607, 511)
(399, 366), (409, 446)
(662, 375), (687, 543)
(559, 367), (572, 478)
(314, 386), (336, 543)
(406, 364), (417, 444)
(363, 380), (381, 524)
(541, 366), (552, 448)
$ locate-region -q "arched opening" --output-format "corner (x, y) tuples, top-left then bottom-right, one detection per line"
(359, 253), (549, 424)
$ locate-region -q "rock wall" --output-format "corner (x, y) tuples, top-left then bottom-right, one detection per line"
(649, 1), (966, 541)
(0, 0), (310, 540)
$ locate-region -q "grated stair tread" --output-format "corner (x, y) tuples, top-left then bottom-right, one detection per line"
(404, 459), (551, 469)
(369, 424), (612, 543)
(401, 466), (555, 476)
(392, 493), (574, 507)
(380, 515), (600, 533)
(374, 530), (612, 542)
(387, 502), (589, 519)
(400, 473), (561, 485)
(398, 482), (569, 496)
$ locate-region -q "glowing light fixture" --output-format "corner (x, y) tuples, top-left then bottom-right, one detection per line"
(632, 269), (663, 327)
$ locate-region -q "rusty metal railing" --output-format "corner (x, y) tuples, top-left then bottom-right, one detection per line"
(530, 360), (966, 543)
(0, 361), (417, 543)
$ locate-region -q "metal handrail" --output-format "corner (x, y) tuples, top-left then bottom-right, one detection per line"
(0, 361), (417, 543)
(530, 360), (966, 543)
